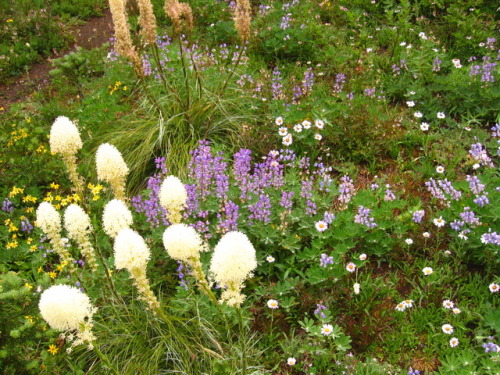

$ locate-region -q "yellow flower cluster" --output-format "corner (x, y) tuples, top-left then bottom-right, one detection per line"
(7, 128), (29, 147)
(9, 186), (24, 197)
(88, 183), (104, 201)
(22, 195), (37, 203)
(43, 192), (81, 210)
(108, 81), (128, 95)
(36, 145), (48, 154)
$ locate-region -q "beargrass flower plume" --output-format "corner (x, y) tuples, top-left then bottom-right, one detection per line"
(49, 116), (85, 198)
(210, 231), (257, 307)
(36, 202), (75, 271)
(114, 228), (160, 311)
(64, 204), (98, 271)
(39, 284), (96, 350)
(137, 0), (157, 46)
(102, 199), (134, 238)
(108, 0), (143, 75)
(163, 224), (211, 297)
(164, 0), (194, 35)
(234, 0), (251, 42)
(159, 175), (187, 224)
(96, 143), (129, 201)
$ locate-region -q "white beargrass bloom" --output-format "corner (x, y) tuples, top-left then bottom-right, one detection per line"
(102, 199), (133, 238)
(159, 175), (187, 223)
(163, 224), (206, 262)
(64, 204), (98, 271)
(49, 116), (82, 155)
(39, 284), (95, 332)
(64, 204), (91, 240)
(114, 228), (151, 271)
(95, 143), (129, 200)
(210, 231), (257, 307)
(36, 202), (62, 236)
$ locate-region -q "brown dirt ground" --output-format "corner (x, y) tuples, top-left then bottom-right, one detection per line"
(0, 10), (115, 111)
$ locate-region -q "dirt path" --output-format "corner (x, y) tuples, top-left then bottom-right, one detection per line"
(0, 10), (115, 111)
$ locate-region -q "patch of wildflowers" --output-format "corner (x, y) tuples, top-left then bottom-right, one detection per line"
(354, 206), (377, 228)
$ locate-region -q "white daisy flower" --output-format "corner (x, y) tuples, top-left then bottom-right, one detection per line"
(405, 238), (413, 245)
(315, 221), (328, 232)
(302, 120), (311, 129)
(275, 117), (284, 126)
(282, 134), (293, 146)
(437, 112), (446, 119)
(489, 283), (499, 293)
(436, 166), (445, 173)
(287, 357), (296, 366)
(266, 255), (275, 263)
(423, 232), (430, 238)
(359, 253), (367, 261)
(442, 300), (454, 309)
(346, 262), (356, 273)
(449, 337), (459, 347)
(420, 122), (429, 131)
(433, 217), (446, 227)
(414, 111), (423, 118)
(406, 101), (415, 107)
(314, 119), (325, 129)
(293, 124), (303, 133)
(267, 299), (279, 309)
(321, 324), (334, 336)
(452, 308), (461, 314)
(442, 324), (454, 334)
(422, 267), (433, 276)
(395, 302), (406, 312)
(314, 133), (322, 141)
(278, 127), (288, 136)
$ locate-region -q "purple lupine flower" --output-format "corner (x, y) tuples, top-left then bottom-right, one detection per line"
(20, 218), (33, 233)
(314, 304), (328, 318)
(338, 175), (355, 205)
(491, 123), (500, 138)
(354, 206), (377, 228)
(364, 87), (376, 97)
(301, 179), (316, 216)
(1, 198), (14, 213)
(319, 254), (334, 268)
(302, 67), (314, 95)
(425, 178), (447, 201)
(481, 230), (500, 245)
(333, 73), (346, 94)
(469, 142), (494, 167)
(217, 200), (239, 233)
(384, 188), (396, 201)
(279, 191), (294, 210)
(280, 13), (292, 30)
(346, 92), (354, 100)
(460, 207), (481, 226)
(248, 194), (272, 224)
(474, 194), (489, 207)
(271, 67), (284, 100)
(408, 367), (421, 375)
(191, 220), (211, 240)
(466, 175), (486, 195)
(432, 57), (441, 72)
(184, 183), (200, 217)
(412, 210), (425, 223)
(438, 179), (462, 200)
(323, 211), (336, 224)
(450, 220), (464, 231)
(188, 140), (216, 201)
(481, 56), (497, 82)
(292, 85), (303, 104)
(370, 183), (379, 191)
(176, 261), (189, 290)
(483, 341), (500, 353)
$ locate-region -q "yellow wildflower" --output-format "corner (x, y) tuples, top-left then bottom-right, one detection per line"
(37, 267), (43, 273)
(25, 207), (34, 213)
(47, 345), (58, 355)
(11, 234), (17, 239)
(22, 195), (37, 203)
(27, 237), (33, 244)
(36, 145), (47, 153)
(9, 186), (24, 197)
(8, 223), (18, 232)
(55, 195), (62, 201)
(25, 316), (35, 324)
(50, 182), (60, 189)
(24, 283), (33, 290)
(6, 19), (13, 22)
(30, 245), (37, 252)
(6, 241), (19, 249)
(72, 194), (80, 202)
(26, 118), (31, 123)
(54, 204), (61, 210)
(56, 264), (64, 272)
(48, 271), (57, 279)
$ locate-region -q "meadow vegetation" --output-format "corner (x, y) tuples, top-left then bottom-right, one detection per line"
(0, 0), (499, 374)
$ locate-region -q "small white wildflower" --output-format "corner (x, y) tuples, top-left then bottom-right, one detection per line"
(422, 267), (433, 276)
(278, 127), (288, 136)
(314, 119), (325, 129)
(359, 253), (367, 261)
(395, 302), (406, 312)
(406, 101), (415, 107)
(414, 111), (423, 118)
(423, 232), (430, 238)
(433, 216), (446, 227)
(302, 120), (311, 129)
(442, 324), (454, 334)
(437, 112), (446, 119)
(449, 337), (459, 347)
(321, 324), (334, 336)
(489, 283), (499, 293)
(266, 255), (275, 263)
(314, 133), (322, 141)
(400, 42), (407, 46)
(346, 262), (356, 273)
(267, 299), (279, 309)
(315, 221), (328, 232)
(275, 117), (284, 126)
(442, 300), (454, 309)
(472, 163), (480, 170)
(287, 357), (296, 366)
(420, 122), (429, 131)
(282, 134), (293, 146)
(293, 124), (303, 133)
(452, 308), (461, 314)
(436, 166), (445, 173)
(353, 283), (360, 295)
(405, 238), (413, 245)
(403, 299), (414, 308)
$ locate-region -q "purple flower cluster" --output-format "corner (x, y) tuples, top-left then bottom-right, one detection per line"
(300, 179), (317, 216)
(408, 367), (421, 375)
(466, 175), (485, 195)
(412, 210), (425, 223)
(131, 157), (169, 228)
(364, 87), (376, 97)
(481, 230), (500, 246)
(248, 194), (272, 224)
(217, 200), (239, 233)
(279, 191), (294, 210)
(425, 178), (462, 202)
(302, 67), (314, 95)
(2, 198), (14, 213)
(176, 261), (188, 290)
(483, 341), (499, 353)
(432, 57), (442, 72)
(354, 206), (377, 228)
(332, 73), (346, 94)
(338, 175), (355, 206)
(271, 67), (284, 100)
(319, 254), (334, 268)
(491, 123), (500, 138)
(459, 207), (481, 227)
(20, 218), (33, 233)
(384, 188), (396, 201)
(323, 211), (336, 224)
(314, 303), (328, 318)
(469, 142), (494, 167)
